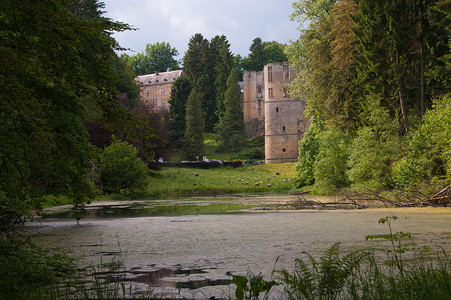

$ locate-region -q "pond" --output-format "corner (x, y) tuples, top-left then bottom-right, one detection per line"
(26, 195), (451, 299)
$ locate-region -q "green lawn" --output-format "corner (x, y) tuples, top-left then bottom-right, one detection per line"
(168, 132), (265, 162)
(106, 163), (299, 200)
(43, 163), (299, 206)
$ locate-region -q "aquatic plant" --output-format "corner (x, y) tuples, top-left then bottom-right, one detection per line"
(276, 216), (451, 299)
(226, 271), (278, 300)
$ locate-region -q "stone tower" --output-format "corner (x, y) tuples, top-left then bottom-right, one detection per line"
(263, 62), (308, 164)
(242, 70), (265, 137)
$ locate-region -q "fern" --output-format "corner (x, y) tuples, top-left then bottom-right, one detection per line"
(277, 243), (370, 299)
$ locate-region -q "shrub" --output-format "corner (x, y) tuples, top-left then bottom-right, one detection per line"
(99, 139), (149, 195)
(296, 123), (321, 187)
(242, 148), (265, 160)
(0, 234), (75, 299)
(313, 127), (350, 194)
(347, 99), (402, 190)
(248, 135), (265, 147)
(396, 95), (451, 188)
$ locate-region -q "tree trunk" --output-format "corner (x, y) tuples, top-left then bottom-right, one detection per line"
(396, 51), (409, 135)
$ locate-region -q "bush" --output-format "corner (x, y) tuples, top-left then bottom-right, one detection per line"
(242, 148), (265, 160)
(99, 139), (149, 195)
(247, 135), (265, 147)
(0, 234), (75, 299)
(347, 99), (402, 190)
(396, 95), (451, 188)
(313, 127), (350, 194)
(296, 123), (321, 187)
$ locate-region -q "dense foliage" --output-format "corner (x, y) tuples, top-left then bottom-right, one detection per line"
(240, 38), (288, 72)
(168, 76), (193, 144)
(121, 42), (180, 75)
(289, 0), (450, 194)
(0, 0), (137, 229)
(183, 89), (205, 160)
(99, 139), (149, 195)
(216, 70), (246, 151)
(183, 33), (217, 131)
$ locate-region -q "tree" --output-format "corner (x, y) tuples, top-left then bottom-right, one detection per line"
(246, 37), (265, 71)
(168, 76), (193, 143)
(214, 37), (235, 119)
(313, 127), (350, 194)
(99, 139), (149, 195)
(183, 89), (205, 160)
(263, 41), (288, 63)
(216, 70), (246, 151)
(296, 123), (321, 187)
(122, 42), (180, 75)
(346, 98), (402, 190)
(183, 33), (217, 131)
(0, 0), (132, 229)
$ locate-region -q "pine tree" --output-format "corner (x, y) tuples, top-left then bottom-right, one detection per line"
(183, 89), (205, 160)
(183, 33), (216, 132)
(217, 69), (245, 151)
(168, 76), (193, 143)
(214, 38), (234, 119)
(248, 37), (265, 71)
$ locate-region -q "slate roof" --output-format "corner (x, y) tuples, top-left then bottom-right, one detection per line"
(136, 69), (184, 86)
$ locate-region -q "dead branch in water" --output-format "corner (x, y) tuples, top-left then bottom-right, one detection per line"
(261, 186), (450, 211)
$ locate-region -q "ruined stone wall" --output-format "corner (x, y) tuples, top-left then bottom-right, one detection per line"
(264, 62), (308, 164)
(242, 71), (265, 137)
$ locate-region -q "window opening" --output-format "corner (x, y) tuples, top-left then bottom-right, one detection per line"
(268, 66), (273, 82)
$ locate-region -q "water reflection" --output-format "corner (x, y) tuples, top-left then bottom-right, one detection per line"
(29, 197), (451, 299)
(42, 201), (259, 219)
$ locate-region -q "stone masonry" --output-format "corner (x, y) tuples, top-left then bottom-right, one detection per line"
(243, 62), (309, 164)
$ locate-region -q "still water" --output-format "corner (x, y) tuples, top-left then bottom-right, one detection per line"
(26, 196), (451, 298)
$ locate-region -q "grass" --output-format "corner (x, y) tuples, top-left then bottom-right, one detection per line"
(42, 163), (299, 206)
(105, 163), (299, 200)
(168, 132), (265, 163)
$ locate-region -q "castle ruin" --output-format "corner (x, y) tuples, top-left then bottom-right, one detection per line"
(243, 62), (309, 164)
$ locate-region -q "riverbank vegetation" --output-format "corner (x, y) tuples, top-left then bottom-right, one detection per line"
(289, 0), (450, 201)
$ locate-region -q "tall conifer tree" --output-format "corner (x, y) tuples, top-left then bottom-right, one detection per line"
(183, 34), (216, 132)
(183, 89), (205, 160)
(217, 70), (245, 151)
(248, 37), (265, 71)
(214, 38), (234, 119)
(168, 76), (193, 143)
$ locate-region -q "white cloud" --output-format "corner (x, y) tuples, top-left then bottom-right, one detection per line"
(102, 0), (299, 59)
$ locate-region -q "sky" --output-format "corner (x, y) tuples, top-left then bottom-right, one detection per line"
(102, 0), (301, 60)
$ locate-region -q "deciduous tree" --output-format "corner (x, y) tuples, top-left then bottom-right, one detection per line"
(122, 42), (180, 75)
(0, 0), (133, 228)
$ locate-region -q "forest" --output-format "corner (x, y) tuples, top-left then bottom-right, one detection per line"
(289, 0), (450, 197)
